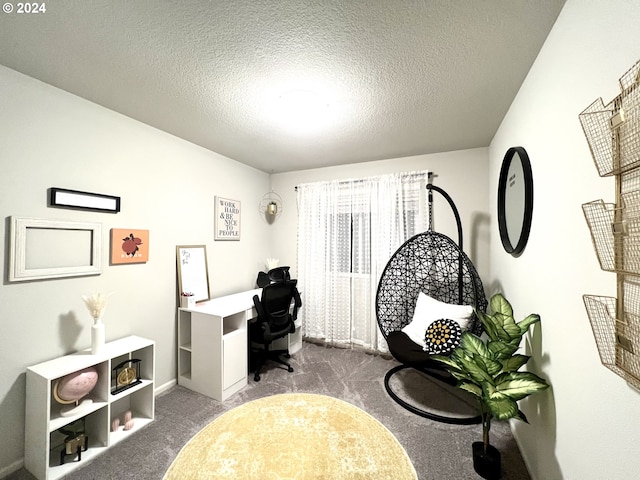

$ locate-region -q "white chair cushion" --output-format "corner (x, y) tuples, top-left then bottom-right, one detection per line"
(401, 292), (474, 350)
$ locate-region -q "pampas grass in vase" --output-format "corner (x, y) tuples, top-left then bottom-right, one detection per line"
(83, 292), (111, 355)
(265, 258), (279, 270)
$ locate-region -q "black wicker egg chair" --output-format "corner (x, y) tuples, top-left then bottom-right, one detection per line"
(376, 184), (487, 424)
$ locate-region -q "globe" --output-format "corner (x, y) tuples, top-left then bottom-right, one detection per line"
(53, 366), (99, 405)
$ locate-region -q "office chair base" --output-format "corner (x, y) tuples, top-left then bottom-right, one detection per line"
(384, 365), (481, 425)
(252, 349), (294, 382)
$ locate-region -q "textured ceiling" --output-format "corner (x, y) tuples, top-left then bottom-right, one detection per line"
(0, 1), (565, 173)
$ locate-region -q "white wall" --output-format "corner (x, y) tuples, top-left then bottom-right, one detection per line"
(490, 1), (640, 479)
(270, 148), (491, 284)
(0, 66), (271, 475)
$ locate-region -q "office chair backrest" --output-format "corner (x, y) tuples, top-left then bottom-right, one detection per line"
(268, 266), (291, 284)
(257, 282), (301, 328)
(256, 266), (292, 288)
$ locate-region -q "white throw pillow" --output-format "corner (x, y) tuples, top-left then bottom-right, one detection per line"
(401, 292), (474, 350)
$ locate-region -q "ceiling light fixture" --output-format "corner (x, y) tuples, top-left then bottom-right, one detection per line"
(275, 89), (331, 134)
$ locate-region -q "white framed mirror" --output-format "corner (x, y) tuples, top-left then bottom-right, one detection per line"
(9, 216), (102, 282)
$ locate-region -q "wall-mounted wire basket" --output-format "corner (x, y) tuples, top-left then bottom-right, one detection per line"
(583, 190), (640, 274)
(582, 200), (616, 272)
(583, 294), (640, 390)
(579, 60), (640, 177)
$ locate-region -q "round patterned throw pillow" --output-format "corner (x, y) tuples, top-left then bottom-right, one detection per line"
(423, 318), (462, 355)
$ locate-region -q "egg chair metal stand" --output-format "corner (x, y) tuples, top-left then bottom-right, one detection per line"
(376, 183), (487, 424)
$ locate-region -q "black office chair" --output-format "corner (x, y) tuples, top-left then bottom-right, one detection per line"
(250, 281), (301, 381)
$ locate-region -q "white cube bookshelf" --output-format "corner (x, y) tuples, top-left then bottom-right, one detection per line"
(24, 336), (155, 480)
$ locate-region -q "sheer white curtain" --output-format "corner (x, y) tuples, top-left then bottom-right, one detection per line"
(296, 171), (429, 353)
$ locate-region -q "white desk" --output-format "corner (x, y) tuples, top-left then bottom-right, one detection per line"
(178, 288), (303, 401)
(177, 289), (260, 401)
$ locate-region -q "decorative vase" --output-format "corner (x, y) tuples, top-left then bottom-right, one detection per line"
(472, 441), (501, 480)
(180, 296), (196, 308)
(91, 318), (105, 355)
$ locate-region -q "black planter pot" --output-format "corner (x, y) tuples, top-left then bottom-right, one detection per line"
(472, 441), (501, 480)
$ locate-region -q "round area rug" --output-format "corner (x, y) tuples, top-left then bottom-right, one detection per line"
(163, 393), (417, 480)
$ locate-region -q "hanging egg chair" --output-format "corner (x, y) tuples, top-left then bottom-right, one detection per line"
(376, 183), (487, 424)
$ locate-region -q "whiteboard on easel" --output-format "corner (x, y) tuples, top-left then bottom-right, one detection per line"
(176, 245), (210, 302)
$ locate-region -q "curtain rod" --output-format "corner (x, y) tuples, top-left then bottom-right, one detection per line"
(294, 171), (434, 191)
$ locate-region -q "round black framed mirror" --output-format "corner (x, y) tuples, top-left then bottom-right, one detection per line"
(498, 146), (533, 257)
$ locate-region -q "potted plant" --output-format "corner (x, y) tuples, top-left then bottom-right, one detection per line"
(433, 293), (549, 480)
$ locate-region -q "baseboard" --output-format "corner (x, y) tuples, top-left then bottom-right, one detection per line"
(155, 378), (177, 396)
(510, 420), (536, 480)
(0, 458), (24, 479)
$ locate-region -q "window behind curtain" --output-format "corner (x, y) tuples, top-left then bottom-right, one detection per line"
(296, 171), (429, 352)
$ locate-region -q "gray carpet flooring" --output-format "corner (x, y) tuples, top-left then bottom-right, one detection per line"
(7, 342), (531, 480)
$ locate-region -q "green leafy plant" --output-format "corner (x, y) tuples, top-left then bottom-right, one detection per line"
(433, 293), (549, 453)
